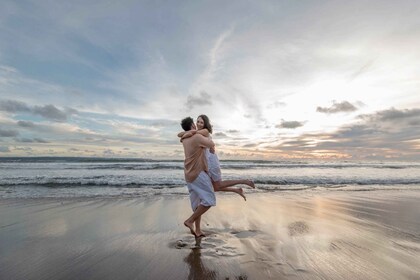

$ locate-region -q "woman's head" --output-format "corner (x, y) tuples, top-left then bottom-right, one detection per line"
(196, 114), (212, 134)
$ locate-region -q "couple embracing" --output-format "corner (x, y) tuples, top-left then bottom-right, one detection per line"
(179, 115), (254, 238)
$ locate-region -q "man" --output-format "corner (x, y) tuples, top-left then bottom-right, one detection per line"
(180, 116), (216, 238)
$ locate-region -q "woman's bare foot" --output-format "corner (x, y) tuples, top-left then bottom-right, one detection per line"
(184, 221), (196, 237)
(235, 188), (246, 201)
(246, 179), (255, 189)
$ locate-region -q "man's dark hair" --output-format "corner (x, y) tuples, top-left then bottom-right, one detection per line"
(181, 117), (194, 131)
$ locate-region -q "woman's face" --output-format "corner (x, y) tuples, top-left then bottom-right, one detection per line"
(196, 117), (205, 130)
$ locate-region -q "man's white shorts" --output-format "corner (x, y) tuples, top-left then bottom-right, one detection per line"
(187, 171), (216, 211)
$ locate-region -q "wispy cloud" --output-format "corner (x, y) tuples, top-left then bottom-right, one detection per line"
(359, 107), (420, 123)
(349, 60), (375, 81)
(17, 121), (35, 128)
(186, 91), (213, 108)
(214, 132), (228, 138)
(15, 138), (49, 143)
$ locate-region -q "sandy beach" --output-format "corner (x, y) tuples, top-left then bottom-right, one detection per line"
(1, 191), (420, 280)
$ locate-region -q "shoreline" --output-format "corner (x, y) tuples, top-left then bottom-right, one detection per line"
(1, 191), (420, 279)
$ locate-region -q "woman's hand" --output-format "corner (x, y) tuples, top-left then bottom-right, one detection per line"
(209, 146), (215, 154)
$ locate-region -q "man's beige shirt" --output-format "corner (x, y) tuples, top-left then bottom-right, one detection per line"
(182, 134), (214, 183)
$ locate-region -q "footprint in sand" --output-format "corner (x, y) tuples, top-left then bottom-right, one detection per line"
(288, 221), (310, 236)
(172, 240), (188, 249)
(170, 235), (199, 249)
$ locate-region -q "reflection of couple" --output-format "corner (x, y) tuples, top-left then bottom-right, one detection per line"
(180, 115), (255, 238)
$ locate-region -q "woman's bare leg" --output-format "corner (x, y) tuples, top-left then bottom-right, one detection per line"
(218, 179), (255, 189)
(213, 181), (246, 201)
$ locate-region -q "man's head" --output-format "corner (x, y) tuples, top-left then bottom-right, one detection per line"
(181, 117), (196, 131)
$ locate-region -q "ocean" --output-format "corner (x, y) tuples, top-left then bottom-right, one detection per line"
(1, 157), (419, 199)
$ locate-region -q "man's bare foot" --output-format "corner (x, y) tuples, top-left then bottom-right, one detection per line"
(246, 179), (255, 189)
(235, 188), (246, 201)
(184, 221), (196, 237)
(195, 231), (206, 238)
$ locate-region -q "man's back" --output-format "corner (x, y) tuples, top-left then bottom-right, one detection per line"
(182, 134), (213, 183)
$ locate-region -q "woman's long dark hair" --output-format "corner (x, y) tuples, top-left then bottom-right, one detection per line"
(197, 114), (213, 134)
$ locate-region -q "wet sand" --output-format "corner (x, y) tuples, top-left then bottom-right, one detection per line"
(1, 191), (420, 279)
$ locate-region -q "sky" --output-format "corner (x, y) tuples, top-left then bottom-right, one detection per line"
(0, 0), (419, 160)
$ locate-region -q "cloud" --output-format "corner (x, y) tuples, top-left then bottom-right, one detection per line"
(359, 107), (420, 123)
(32, 105), (68, 122)
(0, 146), (11, 152)
(316, 101), (358, 114)
(0, 100), (30, 112)
(214, 132), (228, 138)
(267, 101), (287, 109)
(16, 138), (49, 143)
(14, 147), (33, 152)
(271, 139), (316, 151)
(276, 120), (304, 129)
(0, 99), (73, 122)
(103, 149), (116, 156)
(17, 120), (35, 128)
(186, 91), (212, 108)
(33, 138), (50, 143)
(349, 60), (374, 81)
(0, 128), (19, 137)
(261, 107), (420, 159)
(150, 120), (179, 128)
(307, 107), (418, 158)
(242, 143), (257, 148)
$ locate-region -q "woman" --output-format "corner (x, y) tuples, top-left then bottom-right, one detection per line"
(178, 115), (255, 200)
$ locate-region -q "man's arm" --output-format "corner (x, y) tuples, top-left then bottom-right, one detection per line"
(178, 128), (208, 140)
(178, 130), (196, 142)
(195, 134), (214, 149)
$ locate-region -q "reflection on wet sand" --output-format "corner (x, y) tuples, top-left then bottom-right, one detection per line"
(184, 247), (218, 280)
(1, 191), (419, 279)
(184, 237), (249, 280)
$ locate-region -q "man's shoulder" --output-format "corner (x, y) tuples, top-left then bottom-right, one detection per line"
(192, 133), (205, 138)
(187, 133), (205, 141)
(193, 134), (209, 144)
(182, 133), (201, 145)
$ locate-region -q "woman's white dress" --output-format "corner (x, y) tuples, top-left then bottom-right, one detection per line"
(205, 136), (222, 182)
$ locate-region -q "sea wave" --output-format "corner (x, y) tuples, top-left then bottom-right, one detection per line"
(1, 157), (419, 199)
(1, 183), (419, 199)
(1, 176), (420, 188)
(1, 162), (419, 171)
